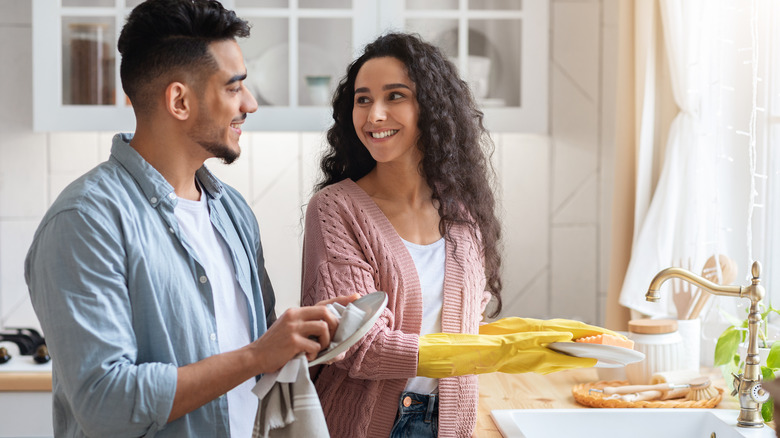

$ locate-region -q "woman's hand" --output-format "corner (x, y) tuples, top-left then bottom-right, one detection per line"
(479, 317), (625, 341)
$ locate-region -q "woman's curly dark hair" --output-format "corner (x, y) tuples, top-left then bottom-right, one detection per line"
(317, 32), (503, 316)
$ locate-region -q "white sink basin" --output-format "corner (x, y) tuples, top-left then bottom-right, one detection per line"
(491, 408), (776, 438)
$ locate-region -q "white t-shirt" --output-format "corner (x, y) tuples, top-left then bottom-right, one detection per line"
(174, 188), (257, 438)
(401, 237), (445, 395)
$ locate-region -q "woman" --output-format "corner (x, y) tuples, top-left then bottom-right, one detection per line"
(301, 32), (500, 437)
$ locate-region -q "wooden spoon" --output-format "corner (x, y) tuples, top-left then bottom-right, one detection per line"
(687, 254), (737, 319)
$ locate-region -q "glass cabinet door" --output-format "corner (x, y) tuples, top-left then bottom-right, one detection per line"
(238, 12), (352, 108)
(240, 15), (291, 106)
(34, 0), (136, 131)
(229, 0), (374, 130)
(297, 17), (351, 106)
(401, 0), (523, 107)
(382, 0), (548, 133)
(62, 18), (116, 106)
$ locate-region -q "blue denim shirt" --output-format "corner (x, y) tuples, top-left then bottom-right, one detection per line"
(25, 133), (276, 438)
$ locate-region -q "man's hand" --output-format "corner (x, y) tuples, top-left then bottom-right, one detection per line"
(249, 293), (360, 372)
(168, 293), (359, 423)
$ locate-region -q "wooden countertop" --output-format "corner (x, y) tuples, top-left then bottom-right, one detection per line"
(0, 356), (53, 392)
(0, 372), (51, 391)
(475, 368), (740, 437)
(0, 364), (752, 434)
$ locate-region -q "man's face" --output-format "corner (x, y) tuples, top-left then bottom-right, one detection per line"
(188, 39), (258, 164)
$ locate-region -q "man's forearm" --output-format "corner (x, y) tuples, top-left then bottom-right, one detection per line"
(168, 346), (260, 422)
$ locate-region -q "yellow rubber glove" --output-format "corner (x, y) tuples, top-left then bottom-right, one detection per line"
(417, 331), (597, 378)
(479, 317), (624, 341)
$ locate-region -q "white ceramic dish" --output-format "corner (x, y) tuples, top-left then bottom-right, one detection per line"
(309, 291), (388, 367)
(548, 342), (645, 368)
(246, 42), (337, 106)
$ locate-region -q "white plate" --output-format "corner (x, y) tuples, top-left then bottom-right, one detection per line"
(246, 42), (337, 106)
(309, 291), (388, 367)
(548, 342), (645, 368)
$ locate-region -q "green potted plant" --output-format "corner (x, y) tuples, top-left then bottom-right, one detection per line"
(714, 303), (780, 422)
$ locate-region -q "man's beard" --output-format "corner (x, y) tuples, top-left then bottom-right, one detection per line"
(188, 113), (241, 164)
(199, 138), (239, 164)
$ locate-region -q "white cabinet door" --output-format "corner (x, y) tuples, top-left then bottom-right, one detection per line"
(33, 0), (135, 132)
(0, 392), (53, 438)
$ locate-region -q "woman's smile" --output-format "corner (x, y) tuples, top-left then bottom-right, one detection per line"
(369, 129), (399, 139)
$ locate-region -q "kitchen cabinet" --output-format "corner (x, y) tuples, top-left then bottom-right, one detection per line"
(33, 0), (548, 133)
(0, 392), (53, 438)
(0, 347), (53, 438)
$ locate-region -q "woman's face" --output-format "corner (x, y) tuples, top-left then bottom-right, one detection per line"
(352, 56), (421, 168)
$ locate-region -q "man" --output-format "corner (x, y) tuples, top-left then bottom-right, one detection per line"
(24, 1), (351, 436)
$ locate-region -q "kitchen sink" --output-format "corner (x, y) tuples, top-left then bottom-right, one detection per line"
(490, 408), (777, 438)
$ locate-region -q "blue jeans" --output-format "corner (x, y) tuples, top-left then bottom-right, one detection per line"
(389, 391), (439, 438)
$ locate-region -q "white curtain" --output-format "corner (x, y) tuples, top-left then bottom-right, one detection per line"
(612, 1), (778, 368)
(619, 0), (724, 317)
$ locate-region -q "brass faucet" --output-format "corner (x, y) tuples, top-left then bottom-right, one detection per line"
(646, 261), (768, 428)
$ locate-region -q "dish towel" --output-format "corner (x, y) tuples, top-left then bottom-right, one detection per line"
(251, 302), (367, 438)
(251, 353), (328, 438)
(320, 301), (367, 356)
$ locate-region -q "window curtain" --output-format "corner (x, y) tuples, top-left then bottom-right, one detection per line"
(618, 0), (723, 318)
(606, 0), (677, 329)
(609, 0), (774, 341)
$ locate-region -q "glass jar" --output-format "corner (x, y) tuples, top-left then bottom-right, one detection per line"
(625, 319), (685, 385)
(68, 23), (114, 105)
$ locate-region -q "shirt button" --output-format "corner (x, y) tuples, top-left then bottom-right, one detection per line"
(168, 227), (174, 233)
(403, 396), (412, 407)
(199, 275), (208, 284)
(150, 196), (158, 204)
(168, 193), (176, 200)
(210, 333), (217, 341)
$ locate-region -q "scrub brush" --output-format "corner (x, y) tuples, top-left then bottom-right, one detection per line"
(592, 376), (718, 401)
(685, 377), (719, 401)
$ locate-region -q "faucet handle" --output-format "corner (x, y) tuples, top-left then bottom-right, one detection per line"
(750, 382), (770, 403)
(751, 261), (762, 282)
(731, 373), (742, 397)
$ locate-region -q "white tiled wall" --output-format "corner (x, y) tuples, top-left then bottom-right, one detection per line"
(0, 0), (618, 334)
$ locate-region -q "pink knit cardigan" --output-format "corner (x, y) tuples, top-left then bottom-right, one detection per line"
(301, 179), (491, 438)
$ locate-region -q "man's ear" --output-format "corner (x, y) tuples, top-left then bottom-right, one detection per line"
(165, 82), (191, 121)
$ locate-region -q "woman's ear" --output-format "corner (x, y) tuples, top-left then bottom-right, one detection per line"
(165, 82), (191, 121)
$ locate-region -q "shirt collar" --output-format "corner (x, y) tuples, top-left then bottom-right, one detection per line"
(110, 133), (224, 206)
(196, 166), (224, 201)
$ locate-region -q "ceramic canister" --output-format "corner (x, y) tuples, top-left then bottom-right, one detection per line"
(625, 319), (685, 385)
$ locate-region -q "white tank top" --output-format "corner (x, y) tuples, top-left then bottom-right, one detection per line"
(401, 237), (445, 394)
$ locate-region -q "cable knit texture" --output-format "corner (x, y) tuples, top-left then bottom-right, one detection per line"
(302, 179), (491, 438)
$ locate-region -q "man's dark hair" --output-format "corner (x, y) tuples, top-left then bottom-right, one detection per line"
(117, 0), (250, 112)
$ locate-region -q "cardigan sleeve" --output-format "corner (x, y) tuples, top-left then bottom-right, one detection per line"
(301, 190), (419, 380)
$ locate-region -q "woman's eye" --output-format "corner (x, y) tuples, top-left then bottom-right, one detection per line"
(389, 91), (404, 100)
(355, 96), (370, 104)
